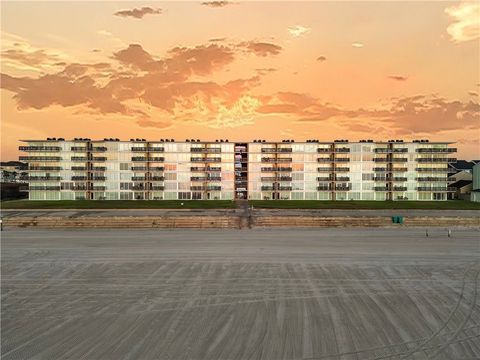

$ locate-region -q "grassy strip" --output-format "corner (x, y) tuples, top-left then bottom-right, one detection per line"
(249, 200), (480, 210)
(1, 200), (236, 209)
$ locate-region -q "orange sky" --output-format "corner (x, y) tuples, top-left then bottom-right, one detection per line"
(1, 1), (479, 160)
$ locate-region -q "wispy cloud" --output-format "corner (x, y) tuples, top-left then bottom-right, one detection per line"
(114, 7), (162, 19)
(238, 41), (282, 56)
(468, 91), (478, 97)
(351, 42), (364, 48)
(445, 1), (480, 42)
(288, 25), (310, 37)
(388, 75), (408, 81)
(201, 1), (233, 8)
(316, 56), (327, 62)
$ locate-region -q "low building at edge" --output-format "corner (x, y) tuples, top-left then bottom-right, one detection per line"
(19, 138), (457, 201)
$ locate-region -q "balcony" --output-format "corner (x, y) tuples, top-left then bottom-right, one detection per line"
(416, 158), (456, 163)
(373, 177), (387, 181)
(150, 166), (164, 171)
(417, 148), (457, 153)
(391, 168), (407, 172)
(71, 166), (87, 171)
(374, 148), (408, 153)
(92, 157), (107, 162)
(132, 185), (145, 191)
(277, 148), (293, 153)
(261, 177), (276, 181)
(334, 167), (350, 172)
(71, 157), (87, 161)
(278, 177), (292, 181)
(72, 176), (87, 181)
(150, 176), (165, 181)
(191, 167), (206, 172)
(391, 158), (408, 162)
(317, 148), (333, 153)
(20, 156), (62, 161)
(92, 186), (106, 191)
(318, 158), (333, 163)
(29, 166), (62, 171)
(92, 176), (106, 181)
(317, 186), (332, 191)
(205, 157), (221, 162)
(132, 177), (146, 181)
(191, 148), (221, 153)
(207, 166), (221, 171)
(334, 148), (350, 153)
(91, 166), (106, 171)
(415, 168), (449, 172)
(132, 157), (147, 162)
(207, 177), (222, 181)
(131, 147), (148, 152)
(19, 146), (61, 152)
(28, 176), (62, 181)
(335, 176), (350, 181)
(71, 147), (87, 152)
(417, 177), (447, 182)
(151, 186), (165, 191)
(392, 177), (407, 182)
(191, 177), (206, 181)
(335, 158), (350, 162)
(277, 158), (292, 163)
(373, 158), (388, 162)
(277, 167), (292, 172)
(392, 186), (407, 191)
(91, 147), (107, 152)
(149, 147), (164, 152)
(374, 186), (388, 191)
(278, 186), (292, 191)
(29, 186), (61, 191)
(374, 167), (387, 172)
(131, 167), (147, 171)
(317, 176), (331, 181)
(318, 167), (334, 172)
(191, 186), (205, 191)
(261, 186), (274, 191)
(261, 157), (276, 163)
(191, 157), (205, 162)
(207, 186), (221, 191)
(149, 157), (165, 162)
(261, 167), (275, 172)
(335, 185), (350, 191)
(417, 187), (455, 192)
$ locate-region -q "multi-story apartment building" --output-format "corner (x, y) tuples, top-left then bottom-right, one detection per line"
(19, 138), (456, 201)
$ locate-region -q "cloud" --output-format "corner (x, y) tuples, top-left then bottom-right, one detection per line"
(238, 41), (282, 56)
(209, 37), (227, 42)
(201, 1), (232, 8)
(255, 68), (277, 75)
(114, 7), (162, 19)
(388, 75), (408, 81)
(445, 1), (480, 42)
(1, 48), (63, 69)
(316, 56), (327, 62)
(468, 91), (478, 97)
(351, 42), (364, 48)
(288, 25), (310, 37)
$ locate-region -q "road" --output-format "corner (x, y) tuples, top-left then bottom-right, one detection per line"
(2, 228), (480, 359)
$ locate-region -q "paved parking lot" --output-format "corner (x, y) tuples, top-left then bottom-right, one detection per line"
(2, 228), (479, 359)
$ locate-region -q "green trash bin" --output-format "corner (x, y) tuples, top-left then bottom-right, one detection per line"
(392, 216), (404, 224)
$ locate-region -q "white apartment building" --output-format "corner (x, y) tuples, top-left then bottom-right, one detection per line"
(19, 138), (456, 201)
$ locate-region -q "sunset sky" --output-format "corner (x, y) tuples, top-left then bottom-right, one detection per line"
(1, 0), (479, 160)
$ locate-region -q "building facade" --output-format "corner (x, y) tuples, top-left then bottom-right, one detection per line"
(19, 138), (456, 201)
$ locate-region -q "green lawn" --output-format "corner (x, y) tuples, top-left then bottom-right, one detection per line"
(249, 200), (480, 210)
(1, 200), (236, 209)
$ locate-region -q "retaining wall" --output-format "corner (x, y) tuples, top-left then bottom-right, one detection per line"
(3, 215), (479, 229)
